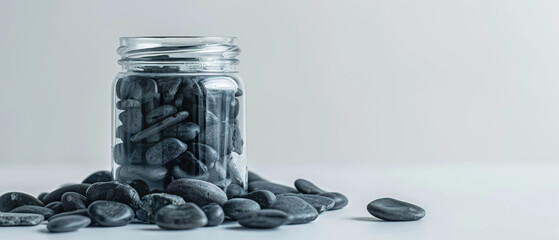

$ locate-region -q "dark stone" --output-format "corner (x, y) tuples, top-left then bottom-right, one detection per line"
(189, 143), (219, 168)
(269, 196), (318, 224)
(85, 181), (141, 209)
(113, 142), (144, 166)
(207, 162), (228, 189)
(367, 198), (426, 221)
(37, 192), (48, 202)
(200, 203), (224, 227)
(237, 209), (290, 229)
(202, 123), (233, 156)
(130, 111), (189, 142)
(136, 193), (186, 223)
(235, 88), (243, 97)
(294, 179), (326, 194)
(117, 165), (170, 185)
(239, 190), (276, 209)
(222, 198), (260, 220)
(118, 77), (158, 103)
(167, 178), (228, 206)
(47, 215), (91, 232)
(172, 152), (209, 180)
(9, 205), (55, 219)
(277, 193), (335, 213)
(146, 105), (177, 124)
(42, 184), (91, 205)
(128, 179), (150, 198)
(318, 192), (349, 210)
(163, 122), (200, 142)
(116, 99), (141, 110)
(145, 138), (187, 166)
(247, 171), (266, 182)
(48, 209), (89, 221)
(155, 203), (207, 230)
(231, 125), (243, 155)
(0, 192), (44, 212)
(61, 192), (88, 211)
(226, 153), (244, 186)
(87, 200), (134, 227)
(0, 213), (43, 226)
(230, 98), (240, 119)
(248, 181), (298, 195)
(45, 201), (64, 214)
(83, 170), (113, 184)
(157, 77), (181, 104)
(119, 109), (143, 134)
(225, 184), (245, 199)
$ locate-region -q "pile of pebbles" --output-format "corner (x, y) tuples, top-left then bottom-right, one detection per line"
(114, 75), (245, 191)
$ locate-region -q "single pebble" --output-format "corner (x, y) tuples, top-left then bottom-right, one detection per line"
(237, 209), (290, 229)
(167, 178), (228, 206)
(0, 213), (43, 226)
(171, 151), (209, 180)
(366, 198), (426, 221)
(61, 192), (88, 211)
(82, 170), (113, 184)
(248, 181), (298, 195)
(146, 105), (178, 124)
(47, 215), (91, 233)
(128, 179), (151, 198)
(87, 200), (134, 227)
(230, 125), (243, 155)
(155, 203), (208, 230)
(130, 111), (189, 142)
(48, 209), (89, 221)
(42, 184), (91, 204)
(239, 190), (276, 209)
(163, 122), (200, 142)
(269, 196), (318, 224)
(85, 181), (141, 209)
(9, 205), (55, 219)
(277, 193), (335, 213)
(294, 179), (326, 194)
(37, 192), (48, 202)
(116, 99), (141, 110)
(222, 198), (260, 220)
(119, 77), (158, 103)
(157, 77), (181, 104)
(45, 201), (65, 214)
(190, 143), (219, 168)
(318, 192), (349, 210)
(200, 203), (225, 227)
(230, 98), (240, 119)
(117, 165), (169, 184)
(136, 193), (186, 224)
(145, 138), (187, 166)
(119, 109), (143, 133)
(0, 192), (44, 212)
(225, 184), (245, 199)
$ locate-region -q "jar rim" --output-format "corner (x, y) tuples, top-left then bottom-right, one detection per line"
(119, 36), (237, 50)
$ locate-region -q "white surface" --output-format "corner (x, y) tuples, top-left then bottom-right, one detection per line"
(1, 162), (558, 239)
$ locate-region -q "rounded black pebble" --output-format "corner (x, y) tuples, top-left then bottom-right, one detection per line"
(145, 137), (187, 166)
(240, 190), (276, 209)
(61, 192), (88, 211)
(294, 179), (326, 194)
(48, 209), (89, 221)
(277, 193), (335, 213)
(0, 192), (44, 212)
(366, 198), (426, 221)
(222, 198), (260, 220)
(85, 181), (141, 209)
(155, 203), (208, 230)
(237, 209), (290, 229)
(128, 179), (151, 198)
(82, 170), (113, 184)
(0, 213), (44, 226)
(200, 203), (225, 227)
(136, 193), (186, 223)
(167, 178), (227, 206)
(42, 184), (91, 204)
(87, 200), (134, 227)
(318, 192), (349, 210)
(45, 201), (65, 214)
(47, 215), (91, 233)
(248, 181), (298, 195)
(10, 205), (55, 219)
(37, 192), (49, 202)
(269, 196), (318, 225)
(225, 184), (245, 199)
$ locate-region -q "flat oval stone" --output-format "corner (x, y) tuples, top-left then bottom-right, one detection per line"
(190, 143), (219, 168)
(42, 184), (91, 205)
(45, 201), (65, 214)
(167, 178), (228, 206)
(225, 184), (245, 199)
(171, 151), (209, 180)
(10, 205), (55, 219)
(85, 181), (141, 209)
(87, 200), (134, 227)
(117, 165), (169, 184)
(82, 170), (113, 184)
(119, 109), (143, 134)
(146, 105), (177, 124)
(163, 122), (200, 142)
(37, 192), (48, 202)
(145, 138), (187, 166)
(0, 192), (44, 212)
(269, 196), (318, 224)
(61, 192), (88, 211)
(48, 209), (89, 221)
(116, 99), (141, 110)
(248, 181), (298, 195)
(237, 209), (290, 229)
(277, 193), (335, 213)
(222, 198), (260, 220)
(367, 198), (426, 221)
(0, 213), (43, 226)
(130, 111), (189, 142)
(318, 192), (349, 210)
(294, 179), (326, 194)
(200, 203), (224, 227)
(136, 193), (186, 223)
(128, 179), (150, 198)
(47, 215), (91, 232)
(247, 171), (266, 182)
(240, 190), (276, 209)
(155, 203), (208, 230)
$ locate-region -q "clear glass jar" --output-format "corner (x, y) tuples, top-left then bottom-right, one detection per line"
(111, 36), (247, 193)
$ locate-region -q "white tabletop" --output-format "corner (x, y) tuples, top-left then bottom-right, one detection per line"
(1, 162), (557, 240)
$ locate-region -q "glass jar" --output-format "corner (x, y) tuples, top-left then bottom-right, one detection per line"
(111, 36), (247, 193)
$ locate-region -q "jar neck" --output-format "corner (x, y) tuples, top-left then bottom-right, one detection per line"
(117, 36), (240, 73)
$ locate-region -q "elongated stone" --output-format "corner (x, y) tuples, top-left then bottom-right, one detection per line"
(239, 190), (276, 209)
(225, 184), (245, 199)
(45, 201), (64, 214)
(83, 170), (113, 184)
(145, 138), (187, 166)
(163, 122), (200, 142)
(48, 209), (89, 221)
(237, 209), (290, 229)
(231, 125), (243, 155)
(146, 105), (177, 124)
(155, 203), (207, 230)
(87, 200), (134, 227)
(248, 181), (298, 195)
(0, 213), (43, 226)
(10, 205), (55, 219)
(222, 198), (260, 220)
(277, 193), (335, 213)
(130, 111), (189, 142)
(167, 178), (227, 206)
(201, 203), (224, 227)
(136, 193), (186, 224)
(227, 153), (244, 186)
(294, 179), (326, 194)
(37, 192), (48, 202)
(47, 215), (91, 232)
(116, 99), (141, 110)
(0, 192), (44, 212)
(61, 192), (88, 211)
(269, 196), (318, 224)
(367, 198), (426, 221)
(318, 192), (349, 210)
(85, 182), (141, 209)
